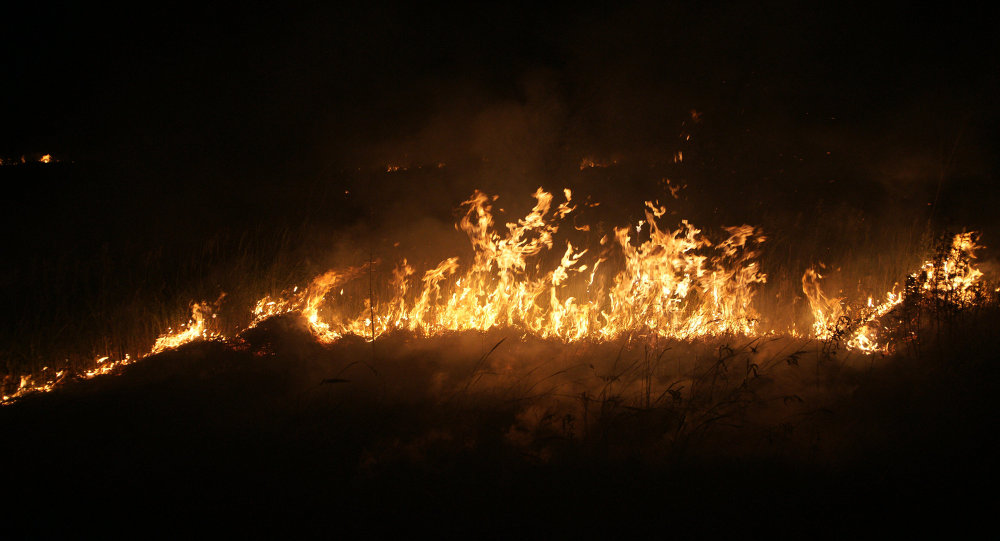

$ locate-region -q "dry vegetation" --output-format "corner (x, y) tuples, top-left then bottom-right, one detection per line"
(2, 294), (997, 536)
(1, 165), (996, 537)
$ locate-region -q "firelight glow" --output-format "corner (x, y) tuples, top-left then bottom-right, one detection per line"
(1, 188), (990, 404)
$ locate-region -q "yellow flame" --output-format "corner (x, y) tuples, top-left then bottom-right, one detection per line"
(802, 267), (843, 340)
(263, 188), (767, 344)
(3, 189), (991, 405)
(803, 232), (986, 352)
(3, 300), (223, 404)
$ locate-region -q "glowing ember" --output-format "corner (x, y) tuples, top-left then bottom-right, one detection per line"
(0, 153), (56, 166)
(579, 157), (618, 169)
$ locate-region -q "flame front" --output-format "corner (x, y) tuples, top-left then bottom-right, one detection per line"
(2, 301), (221, 403)
(272, 188), (767, 343)
(802, 231), (988, 353)
(2, 188), (991, 405)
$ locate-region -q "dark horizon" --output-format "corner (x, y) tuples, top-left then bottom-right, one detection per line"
(5, 3), (996, 181)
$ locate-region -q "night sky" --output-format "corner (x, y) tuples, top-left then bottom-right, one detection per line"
(3, 2), (998, 238)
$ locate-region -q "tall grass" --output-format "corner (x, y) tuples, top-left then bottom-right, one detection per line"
(0, 160), (978, 395)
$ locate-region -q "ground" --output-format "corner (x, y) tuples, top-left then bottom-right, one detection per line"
(2, 314), (996, 537)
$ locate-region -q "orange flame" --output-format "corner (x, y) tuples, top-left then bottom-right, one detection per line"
(2, 189), (991, 405)
(269, 188), (767, 344)
(803, 232), (986, 352)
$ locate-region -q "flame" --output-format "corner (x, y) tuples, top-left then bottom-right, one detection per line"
(579, 157), (617, 170)
(150, 301), (220, 354)
(916, 232), (984, 305)
(0, 153), (55, 166)
(803, 232), (987, 352)
(261, 188), (767, 344)
(2, 187), (992, 405)
(802, 267), (844, 340)
(3, 301), (222, 404)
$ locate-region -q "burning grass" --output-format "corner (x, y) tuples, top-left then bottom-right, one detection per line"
(2, 308), (996, 535)
(2, 185), (993, 404)
(1, 179), (996, 533)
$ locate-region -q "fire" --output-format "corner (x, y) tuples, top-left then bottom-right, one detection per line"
(801, 266), (845, 340)
(802, 231), (988, 353)
(0, 153), (55, 166)
(2, 301), (222, 404)
(150, 301), (221, 354)
(916, 232), (984, 305)
(579, 157), (618, 170)
(1, 187), (992, 405)
(261, 188), (767, 343)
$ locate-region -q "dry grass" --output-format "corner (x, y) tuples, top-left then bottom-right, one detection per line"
(2, 163), (996, 536)
(2, 307), (996, 536)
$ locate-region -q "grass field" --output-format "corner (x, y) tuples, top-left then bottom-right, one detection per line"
(2, 310), (997, 536)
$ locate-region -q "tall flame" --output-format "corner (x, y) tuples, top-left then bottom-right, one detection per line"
(269, 188), (767, 343)
(2, 189), (991, 405)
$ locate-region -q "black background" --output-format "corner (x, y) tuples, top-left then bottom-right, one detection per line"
(4, 2), (996, 201)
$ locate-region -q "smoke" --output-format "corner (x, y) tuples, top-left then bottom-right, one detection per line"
(8, 2), (997, 239)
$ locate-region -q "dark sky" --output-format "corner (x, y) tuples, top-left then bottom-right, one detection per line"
(3, 1), (998, 231)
